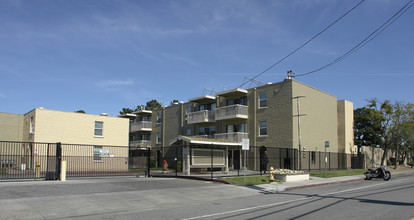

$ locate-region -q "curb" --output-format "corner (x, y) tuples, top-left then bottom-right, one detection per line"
(284, 178), (364, 191)
(151, 174), (232, 184)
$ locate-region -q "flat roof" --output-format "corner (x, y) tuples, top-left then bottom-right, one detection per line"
(169, 135), (242, 146)
(188, 95), (216, 103)
(118, 113), (137, 118)
(132, 110), (152, 115)
(216, 88), (248, 97)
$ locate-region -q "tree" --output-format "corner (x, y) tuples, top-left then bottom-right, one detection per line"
(145, 99), (162, 110)
(170, 99), (179, 105)
(119, 108), (134, 115)
(354, 107), (383, 148)
(367, 99), (395, 166)
(74, 110), (86, 113)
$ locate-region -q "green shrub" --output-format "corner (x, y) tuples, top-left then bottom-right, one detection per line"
(150, 159), (157, 168)
(408, 161), (414, 168)
(177, 161), (182, 171)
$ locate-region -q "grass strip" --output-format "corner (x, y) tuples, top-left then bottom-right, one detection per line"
(310, 169), (365, 178)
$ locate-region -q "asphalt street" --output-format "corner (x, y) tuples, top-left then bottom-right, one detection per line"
(1, 173), (413, 220)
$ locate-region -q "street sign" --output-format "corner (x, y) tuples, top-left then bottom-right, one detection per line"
(325, 141), (329, 148)
(242, 139), (249, 150)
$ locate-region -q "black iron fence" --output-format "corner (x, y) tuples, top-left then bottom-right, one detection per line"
(1, 140), (364, 182)
(148, 145), (365, 179)
(0, 141), (149, 181)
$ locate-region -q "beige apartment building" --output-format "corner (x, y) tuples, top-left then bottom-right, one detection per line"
(0, 107), (129, 172)
(121, 79), (354, 171)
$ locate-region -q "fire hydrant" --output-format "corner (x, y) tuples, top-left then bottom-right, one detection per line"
(269, 167), (275, 182)
(162, 160), (168, 173)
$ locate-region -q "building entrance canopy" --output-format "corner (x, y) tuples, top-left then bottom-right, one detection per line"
(169, 135), (242, 175)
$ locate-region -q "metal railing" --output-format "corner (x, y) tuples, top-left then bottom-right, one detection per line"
(130, 140), (151, 148)
(214, 132), (248, 142)
(130, 121), (152, 132)
(215, 105), (248, 121)
(187, 110), (215, 124)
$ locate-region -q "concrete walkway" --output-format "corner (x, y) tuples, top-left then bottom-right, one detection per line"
(244, 167), (414, 193)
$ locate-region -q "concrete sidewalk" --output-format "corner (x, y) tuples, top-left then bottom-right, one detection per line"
(244, 168), (414, 194)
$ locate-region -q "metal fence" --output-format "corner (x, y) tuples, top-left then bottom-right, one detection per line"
(148, 145), (365, 179)
(0, 141), (149, 181)
(1, 140), (364, 182)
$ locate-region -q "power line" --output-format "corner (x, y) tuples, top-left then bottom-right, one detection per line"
(239, 0), (366, 88)
(296, 0), (414, 77)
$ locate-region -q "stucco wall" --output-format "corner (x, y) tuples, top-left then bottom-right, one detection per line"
(29, 108), (129, 146)
(0, 112), (24, 141)
(337, 100), (354, 154)
(291, 80), (339, 153)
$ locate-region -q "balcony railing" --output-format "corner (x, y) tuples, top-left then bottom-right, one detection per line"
(215, 105), (248, 121)
(187, 110), (215, 124)
(130, 121), (152, 132)
(130, 140), (151, 148)
(214, 132), (248, 143)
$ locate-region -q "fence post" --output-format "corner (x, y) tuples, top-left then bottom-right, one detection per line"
(175, 146), (178, 178)
(329, 152), (331, 171)
(56, 142), (62, 180)
(211, 144), (213, 181)
(147, 148), (151, 177)
(319, 151), (321, 171)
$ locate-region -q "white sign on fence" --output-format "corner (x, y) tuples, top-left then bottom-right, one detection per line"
(242, 139), (249, 151)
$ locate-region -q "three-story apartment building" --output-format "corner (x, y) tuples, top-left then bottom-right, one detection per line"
(121, 79), (354, 171)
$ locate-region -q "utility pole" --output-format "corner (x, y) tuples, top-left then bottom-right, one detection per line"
(293, 96), (306, 170)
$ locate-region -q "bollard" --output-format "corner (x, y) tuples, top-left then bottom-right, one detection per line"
(60, 161), (67, 181)
(269, 167), (275, 182)
(35, 162), (41, 180)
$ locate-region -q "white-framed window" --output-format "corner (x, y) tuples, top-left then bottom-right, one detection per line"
(259, 120), (267, 136)
(29, 116), (34, 134)
(93, 146), (102, 162)
(94, 121), (103, 137)
(157, 113), (162, 124)
(259, 93), (267, 108)
(156, 132), (161, 144)
(186, 128), (191, 136)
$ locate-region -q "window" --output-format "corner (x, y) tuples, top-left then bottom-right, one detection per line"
(29, 116), (34, 134)
(186, 128), (191, 136)
(259, 93), (267, 108)
(228, 124), (247, 133)
(141, 115), (151, 121)
(157, 113), (162, 124)
(141, 134), (151, 141)
(259, 121), (267, 136)
(156, 132), (161, 144)
(187, 107), (192, 113)
(94, 121), (103, 137)
(226, 97), (248, 106)
(199, 127), (206, 136)
(93, 146), (102, 161)
(199, 127), (216, 136)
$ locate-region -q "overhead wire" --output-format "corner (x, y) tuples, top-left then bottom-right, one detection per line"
(239, 0), (366, 88)
(296, 0), (414, 77)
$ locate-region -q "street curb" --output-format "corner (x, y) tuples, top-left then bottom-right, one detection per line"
(151, 174), (231, 184)
(284, 178), (364, 191)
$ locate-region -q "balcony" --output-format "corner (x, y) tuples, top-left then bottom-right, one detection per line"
(214, 132), (248, 143)
(130, 140), (151, 148)
(187, 110), (216, 124)
(215, 105), (248, 121)
(130, 121), (152, 132)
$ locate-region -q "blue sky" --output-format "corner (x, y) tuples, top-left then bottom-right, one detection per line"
(1, 0), (413, 116)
